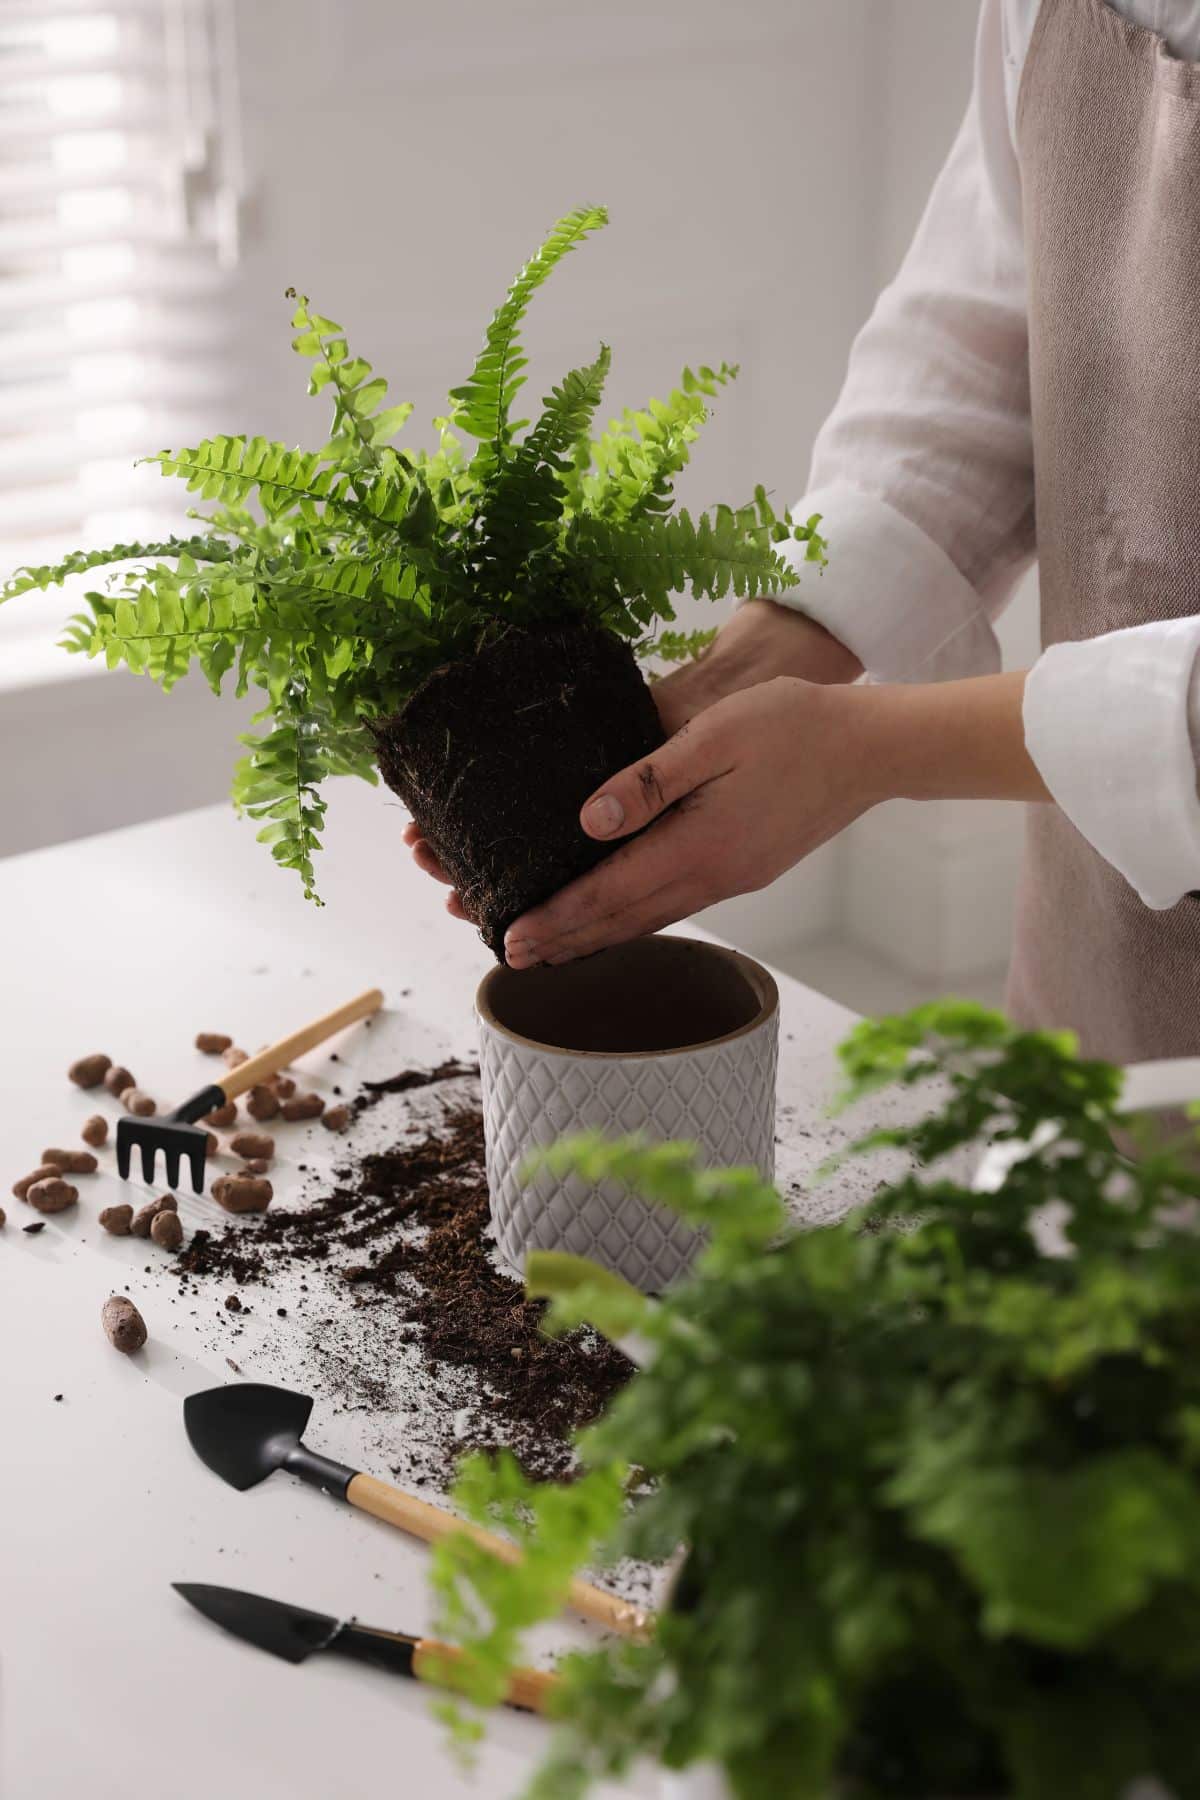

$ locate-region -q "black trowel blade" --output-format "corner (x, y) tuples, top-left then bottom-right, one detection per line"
(183, 1383), (314, 1491)
(173, 1582), (338, 1664)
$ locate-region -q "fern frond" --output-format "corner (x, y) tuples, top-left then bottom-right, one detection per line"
(570, 508), (797, 618)
(575, 363), (737, 523)
(287, 290), (415, 472)
(78, 564), (262, 693)
(232, 694), (376, 902)
(1, 535), (236, 603)
(637, 627), (718, 664)
(144, 436), (358, 520)
(476, 346), (611, 592)
(145, 438), (437, 561)
(449, 206), (608, 477)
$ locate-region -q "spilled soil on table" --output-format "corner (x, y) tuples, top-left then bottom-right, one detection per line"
(178, 1067), (632, 1482)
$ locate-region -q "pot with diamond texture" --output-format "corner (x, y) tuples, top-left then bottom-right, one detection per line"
(475, 934), (779, 1292)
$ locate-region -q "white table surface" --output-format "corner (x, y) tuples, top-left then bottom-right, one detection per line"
(0, 780), (866, 1800)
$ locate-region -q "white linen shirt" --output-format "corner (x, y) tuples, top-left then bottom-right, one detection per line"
(784, 0), (1200, 910)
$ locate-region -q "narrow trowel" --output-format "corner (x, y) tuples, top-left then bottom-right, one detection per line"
(174, 1581), (558, 1712)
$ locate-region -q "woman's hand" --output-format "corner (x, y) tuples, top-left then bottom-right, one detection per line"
(502, 677), (880, 968)
(402, 603), (861, 911)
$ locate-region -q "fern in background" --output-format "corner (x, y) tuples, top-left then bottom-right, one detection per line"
(1, 206), (826, 899)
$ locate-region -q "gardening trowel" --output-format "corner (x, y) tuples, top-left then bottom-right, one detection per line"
(183, 1382), (651, 1640)
(116, 986), (383, 1192)
(173, 1581), (559, 1713)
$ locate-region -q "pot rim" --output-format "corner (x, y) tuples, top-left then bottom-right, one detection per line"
(475, 934), (780, 1062)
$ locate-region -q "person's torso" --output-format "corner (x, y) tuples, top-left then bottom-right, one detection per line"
(1002, 0), (1200, 134)
(1005, 0), (1200, 1061)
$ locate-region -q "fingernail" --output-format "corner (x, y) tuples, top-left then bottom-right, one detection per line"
(505, 935), (536, 968)
(584, 794), (624, 837)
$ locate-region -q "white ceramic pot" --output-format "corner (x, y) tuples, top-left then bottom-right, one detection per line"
(476, 934), (779, 1292)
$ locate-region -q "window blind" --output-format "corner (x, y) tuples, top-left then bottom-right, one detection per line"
(0, 0), (244, 667)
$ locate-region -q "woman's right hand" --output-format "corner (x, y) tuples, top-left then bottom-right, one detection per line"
(402, 600), (861, 918)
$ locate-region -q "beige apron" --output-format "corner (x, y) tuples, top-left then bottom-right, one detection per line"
(1006, 0), (1200, 1062)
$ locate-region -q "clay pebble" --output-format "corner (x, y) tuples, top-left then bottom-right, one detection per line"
(42, 1148), (97, 1175)
(201, 1101), (237, 1129)
(151, 1210), (183, 1252)
(104, 1064), (134, 1096)
(13, 1164), (63, 1201)
(195, 1032), (233, 1054)
(230, 1131), (274, 1163)
(245, 1086), (280, 1122)
(27, 1178), (79, 1214)
(281, 1093), (324, 1122)
(81, 1115), (108, 1149)
(99, 1204), (134, 1237)
(211, 1175), (273, 1215)
(68, 1054), (111, 1089)
(120, 1089), (156, 1118)
(131, 1197), (174, 1238)
(102, 1295), (146, 1354)
(321, 1105), (352, 1134)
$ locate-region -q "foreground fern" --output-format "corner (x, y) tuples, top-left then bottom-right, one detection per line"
(3, 206), (825, 907)
(431, 1004), (1200, 1800)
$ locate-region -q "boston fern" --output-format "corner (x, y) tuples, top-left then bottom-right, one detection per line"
(430, 1004), (1200, 1800)
(2, 205), (824, 901)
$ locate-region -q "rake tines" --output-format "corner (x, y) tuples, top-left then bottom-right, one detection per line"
(116, 1085), (224, 1194)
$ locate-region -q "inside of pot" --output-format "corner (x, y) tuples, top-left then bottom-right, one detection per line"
(480, 935), (772, 1055)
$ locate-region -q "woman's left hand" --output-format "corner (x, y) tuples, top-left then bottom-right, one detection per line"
(502, 677), (880, 969)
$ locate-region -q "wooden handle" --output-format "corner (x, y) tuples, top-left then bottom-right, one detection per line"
(412, 1641), (560, 1715)
(221, 987), (384, 1099)
(347, 1472), (652, 1641)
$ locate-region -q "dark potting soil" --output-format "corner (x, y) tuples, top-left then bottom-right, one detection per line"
(178, 1072), (632, 1482)
(372, 622), (665, 961)
(357, 1058), (478, 1104)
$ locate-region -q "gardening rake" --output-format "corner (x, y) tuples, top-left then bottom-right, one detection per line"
(116, 987), (383, 1193)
